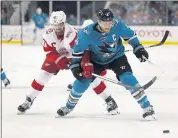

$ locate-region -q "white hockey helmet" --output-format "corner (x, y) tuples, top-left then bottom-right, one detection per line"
(49, 11), (67, 35)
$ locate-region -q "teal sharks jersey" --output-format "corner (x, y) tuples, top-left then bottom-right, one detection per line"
(72, 17), (142, 64)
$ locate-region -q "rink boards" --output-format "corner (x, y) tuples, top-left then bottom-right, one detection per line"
(1, 25), (178, 45)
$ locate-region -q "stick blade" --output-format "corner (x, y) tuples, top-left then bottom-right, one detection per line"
(142, 76), (157, 90)
(150, 30), (169, 47)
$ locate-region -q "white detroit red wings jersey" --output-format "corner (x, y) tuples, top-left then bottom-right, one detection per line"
(42, 23), (77, 58)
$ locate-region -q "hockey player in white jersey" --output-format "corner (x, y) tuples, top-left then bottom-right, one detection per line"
(17, 11), (119, 115)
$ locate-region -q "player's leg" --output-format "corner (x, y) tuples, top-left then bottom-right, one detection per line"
(33, 27), (38, 45)
(17, 58), (58, 114)
(67, 70), (108, 90)
(57, 78), (92, 116)
(66, 67), (119, 115)
(90, 65), (119, 114)
(90, 77), (119, 115)
(34, 28), (43, 45)
(112, 55), (156, 120)
(38, 28), (45, 45)
(1, 68), (10, 87)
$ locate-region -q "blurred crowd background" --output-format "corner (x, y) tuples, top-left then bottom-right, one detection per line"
(1, 1), (178, 26)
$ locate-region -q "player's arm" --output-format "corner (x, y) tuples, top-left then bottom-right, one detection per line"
(116, 18), (149, 62)
(43, 13), (48, 24)
(71, 49), (94, 80)
(43, 28), (69, 70)
(71, 31), (89, 63)
(32, 14), (36, 22)
(68, 26), (78, 49)
(115, 18), (141, 49)
(69, 35), (85, 80)
(70, 32), (93, 80)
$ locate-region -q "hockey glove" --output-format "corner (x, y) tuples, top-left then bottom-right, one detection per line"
(134, 48), (149, 62)
(46, 47), (70, 70)
(56, 56), (70, 70)
(82, 63), (94, 78)
(70, 63), (83, 80)
(81, 50), (94, 78)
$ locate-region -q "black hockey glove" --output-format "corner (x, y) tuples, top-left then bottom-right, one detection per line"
(70, 63), (83, 80)
(134, 47), (149, 62)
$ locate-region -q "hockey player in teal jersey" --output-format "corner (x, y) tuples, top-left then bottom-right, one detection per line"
(1, 68), (10, 87)
(57, 9), (156, 120)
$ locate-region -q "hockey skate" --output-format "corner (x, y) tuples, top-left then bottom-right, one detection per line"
(56, 106), (73, 117)
(3, 78), (11, 87)
(105, 96), (120, 115)
(17, 97), (34, 115)
(142, 105), (156, 121)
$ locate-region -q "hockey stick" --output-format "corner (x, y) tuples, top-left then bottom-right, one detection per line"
(92, 73), (157, 91)
(7, 36), (13, 42)
(138, 55), (156, 65)
(142, 56), (156, 65)
(125, 30), (170, 52)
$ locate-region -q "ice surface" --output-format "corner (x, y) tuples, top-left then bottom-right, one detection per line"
(1, 44), (178, 138)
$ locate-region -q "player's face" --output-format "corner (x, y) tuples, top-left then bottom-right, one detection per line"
(98, 20), (113, 32)
(53, 22), (65, 35)
(36, 8), (42, 15)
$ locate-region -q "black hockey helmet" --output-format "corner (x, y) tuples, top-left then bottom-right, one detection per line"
(97, 8), (114, 21)
(96, 9), (114, 32)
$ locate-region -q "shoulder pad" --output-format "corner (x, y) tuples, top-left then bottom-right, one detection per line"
(113, 17), (121, 25)
(43, 27), (55, 42)
(81, 24), (93, 35)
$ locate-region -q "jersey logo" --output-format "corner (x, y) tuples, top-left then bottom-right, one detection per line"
(106, 12), (110, 16)
(98, 41), (117, 53)
(98, 34), (117, 53)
